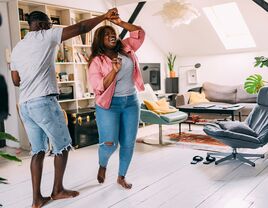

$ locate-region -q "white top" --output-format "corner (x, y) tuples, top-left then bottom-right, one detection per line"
(11, 27), (63, 104)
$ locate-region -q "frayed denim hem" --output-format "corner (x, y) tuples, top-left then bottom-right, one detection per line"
(52, 143), (74, 156)
(30, 149), (48, 156)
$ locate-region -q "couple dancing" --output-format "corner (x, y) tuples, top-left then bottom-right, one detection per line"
(11, 7), (145, 208)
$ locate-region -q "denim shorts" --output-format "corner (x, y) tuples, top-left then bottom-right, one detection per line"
(19, 96), (72, 155)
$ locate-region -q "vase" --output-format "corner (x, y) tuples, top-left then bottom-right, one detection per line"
(169, 70), (176, 78)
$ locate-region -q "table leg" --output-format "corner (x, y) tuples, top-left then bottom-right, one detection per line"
(239, 111), (242, 122)
(188, 112), (192, 131)
(232, 112), (235, 121)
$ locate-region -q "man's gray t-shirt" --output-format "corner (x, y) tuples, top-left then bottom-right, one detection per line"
(11, 27), (63, 104)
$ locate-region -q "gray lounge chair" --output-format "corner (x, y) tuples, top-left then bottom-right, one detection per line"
(203, 86), (268, 166)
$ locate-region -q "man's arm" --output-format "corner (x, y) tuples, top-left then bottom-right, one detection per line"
(61, 8), (118, 42)
(11, 71), (20, 87)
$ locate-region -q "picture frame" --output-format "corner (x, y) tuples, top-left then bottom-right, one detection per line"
(187, 69), (198, 84)
(50, 16), (61, 25)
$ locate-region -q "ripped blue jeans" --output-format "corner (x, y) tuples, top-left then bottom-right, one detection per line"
(19, 96), (72, 155)
(95, 94), (140, 176)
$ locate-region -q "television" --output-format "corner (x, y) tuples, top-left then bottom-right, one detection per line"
(139, 63), (161, 91)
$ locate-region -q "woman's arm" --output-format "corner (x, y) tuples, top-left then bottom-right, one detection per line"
(110, 17), (145, 52)
(111, 18), (140, 32)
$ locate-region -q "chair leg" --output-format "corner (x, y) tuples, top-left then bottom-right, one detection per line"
(142, 125), (173, 146)
(159, 125), (163, 145)
(208, 148), (265, 166)
(239, 153), (265, 158)
(215, 154), (235, 165)
(236, 154), (256, 167)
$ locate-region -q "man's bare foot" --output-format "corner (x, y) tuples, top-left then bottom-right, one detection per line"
(51, 189), (79, 200)
(32, 196), (51, 208)
(97, 166), (106, 183)
(117, 176), (132, 189)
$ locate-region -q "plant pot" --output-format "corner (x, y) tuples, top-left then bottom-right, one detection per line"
(169, 70), (176, 78)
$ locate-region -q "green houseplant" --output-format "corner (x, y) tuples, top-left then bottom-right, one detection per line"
(0, 132), (21, 184)
(167, 52), (176, 77)
(244, 56), (268, 94)
(0, 75), (21, 186)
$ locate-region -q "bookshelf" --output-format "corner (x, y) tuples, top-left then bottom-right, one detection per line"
(16, 0), (107, 110)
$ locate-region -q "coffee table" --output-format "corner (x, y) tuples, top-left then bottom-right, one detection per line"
(178, 103), (245, 133)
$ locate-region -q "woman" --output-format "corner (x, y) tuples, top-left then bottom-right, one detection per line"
(87, 16), (145, 189)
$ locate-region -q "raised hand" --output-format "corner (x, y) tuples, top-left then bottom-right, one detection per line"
(104, 8), (119, 21)
(112, 57), (122, 73)
(109, 15), (122, 25)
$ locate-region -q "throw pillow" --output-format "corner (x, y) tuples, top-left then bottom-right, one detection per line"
(189, 92), (209, 104)
(217, 121), (258, 137)
(143, 98), (177, 114)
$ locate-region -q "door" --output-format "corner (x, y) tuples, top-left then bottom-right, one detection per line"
(0, 2), (21, 148)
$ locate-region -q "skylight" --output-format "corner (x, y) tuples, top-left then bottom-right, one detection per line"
(203, 2), (256, 49)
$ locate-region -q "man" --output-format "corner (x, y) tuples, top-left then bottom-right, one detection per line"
(10, 8), (118, 208)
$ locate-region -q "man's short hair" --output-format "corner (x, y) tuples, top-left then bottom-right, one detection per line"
(27, 11), (50, 25)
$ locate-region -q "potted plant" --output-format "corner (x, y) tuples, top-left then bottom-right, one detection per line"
(0, 75), (21, 184)
(244, 56), (268, 94)
(167, 52), (176, 77)
(0, 133), (21, 184)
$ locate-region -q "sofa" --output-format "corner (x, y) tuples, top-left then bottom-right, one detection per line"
(175, 82), (257, 121)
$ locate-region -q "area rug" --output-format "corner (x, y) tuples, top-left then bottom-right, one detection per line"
(168, 132), (226, 147)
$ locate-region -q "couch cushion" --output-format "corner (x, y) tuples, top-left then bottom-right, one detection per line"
(203, 82), (237, 104)
(189, 92), (209, 104)
(236, 85), (257, 103)
(217, 121), (258, 137)
(160, 111), (187, 123)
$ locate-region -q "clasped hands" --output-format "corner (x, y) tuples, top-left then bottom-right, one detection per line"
(105, 8), (122, 24)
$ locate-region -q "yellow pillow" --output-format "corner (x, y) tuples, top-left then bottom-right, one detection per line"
(143, 98), (177, 114)
(189, 92), (209, 104)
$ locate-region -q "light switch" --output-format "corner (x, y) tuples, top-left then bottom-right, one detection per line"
(5, 48), (11, 64)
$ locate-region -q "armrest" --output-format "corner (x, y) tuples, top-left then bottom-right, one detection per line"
(175, 92), (190, 107)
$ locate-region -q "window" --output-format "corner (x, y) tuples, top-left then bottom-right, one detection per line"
(203, 2), (256, 49)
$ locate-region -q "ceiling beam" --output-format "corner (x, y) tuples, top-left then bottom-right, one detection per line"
(119, 1), (146, 39)
(252, 0), (268, 12)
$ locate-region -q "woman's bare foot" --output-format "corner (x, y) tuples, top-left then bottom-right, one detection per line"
(117, 176), (132, 189)
(32, 196), (51, 208)
(51, 189), (79, 200)
(97, 166), (106, 183)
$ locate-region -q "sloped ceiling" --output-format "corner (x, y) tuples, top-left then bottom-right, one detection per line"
(111, 0), (268, 57)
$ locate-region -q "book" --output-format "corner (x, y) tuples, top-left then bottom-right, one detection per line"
(193, 104), (216, 108)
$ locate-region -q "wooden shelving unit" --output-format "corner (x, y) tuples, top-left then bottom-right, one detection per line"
(16, 0), (107, 110)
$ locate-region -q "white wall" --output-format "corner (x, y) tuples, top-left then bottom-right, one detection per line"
(177, 51), (268, 93)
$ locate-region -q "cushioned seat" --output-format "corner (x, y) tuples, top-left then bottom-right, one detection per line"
(138, 84), (188, 145)
(203, 86), (268, 166)
(160, 111), (188, 123)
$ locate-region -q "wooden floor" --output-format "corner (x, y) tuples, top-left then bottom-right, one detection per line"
(1, 124), (268, 208)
